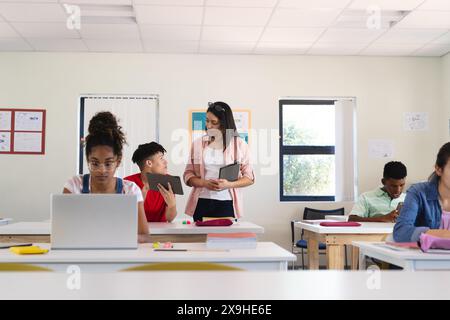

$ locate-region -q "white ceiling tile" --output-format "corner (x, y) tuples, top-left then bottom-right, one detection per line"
(279, 0), (352, 9)
(205, 0), (277, 7)
(0, 38), (33, 51)
(12, 22), (79, 39)
(202, 26), (263, 41)
(135, 5), (203, 25)
(133, 0), (204, 5)
(28, 38), (87, 51)
(0, 22), (20, 38)
(348, 0), (424, 11)
(204, 7), (272, 26)
(0, 3), (67, 22)
(143, 40), (198, 53)
(308, 42), (367, 55)
(316, 28), (385, 44)
(376, 28), (448, 44)
(84, 38), (143, 52)
(140, 25), (200, 41)
(361, 43), (423, 55)
(254, 41), (311, 54)
(260, 27), (324, 42)
(199, 41), (255, 54)
(418, 0), (450, 11)
(395, 11), (450, 29)
(414, 43), (450, 56)
(431, 31), (450, 44)
(80, 24), (140, 39)
(269, 8), (341, 27)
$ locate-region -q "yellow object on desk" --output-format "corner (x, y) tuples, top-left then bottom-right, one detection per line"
(9, 246), (49, 255)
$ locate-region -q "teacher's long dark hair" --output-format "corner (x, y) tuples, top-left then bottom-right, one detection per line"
(207, 101), (238, 151)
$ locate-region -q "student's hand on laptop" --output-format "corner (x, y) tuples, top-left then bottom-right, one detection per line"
(157, 183), (176, 208)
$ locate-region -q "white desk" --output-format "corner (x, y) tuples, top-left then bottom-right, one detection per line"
(0, 221), (264, 243)
(0, 242), (294, 272)
(354, 241), (450, 271)
(1, 271), (450, 300)
(295, 221), (394, 270)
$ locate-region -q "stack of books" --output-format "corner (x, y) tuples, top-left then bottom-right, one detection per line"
(206, 232), (257, 249)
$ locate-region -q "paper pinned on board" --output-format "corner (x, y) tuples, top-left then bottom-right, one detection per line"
(404, 112), (428, 131)
(0, 132), (11, 152)
(14, 111), (43, 131)
(0, 111), (12, 130)
(368, 139), (394, 159)
(13, 132), (42, 152)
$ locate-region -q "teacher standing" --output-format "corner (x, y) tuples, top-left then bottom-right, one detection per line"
(184, 101), (255, 222)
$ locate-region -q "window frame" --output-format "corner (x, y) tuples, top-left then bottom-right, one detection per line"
(279, 99), (336, 202)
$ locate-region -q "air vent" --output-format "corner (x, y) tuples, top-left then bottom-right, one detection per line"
(334, 9), (410, 29)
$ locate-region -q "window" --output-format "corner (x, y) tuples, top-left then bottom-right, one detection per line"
(279, 98), (356, 202)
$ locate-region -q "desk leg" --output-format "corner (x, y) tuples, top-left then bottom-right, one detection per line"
(351, 246), (359, 270)
(326, 244), (345, 270)
(359, 250), (367, 270)
(304, 231), (319, 270)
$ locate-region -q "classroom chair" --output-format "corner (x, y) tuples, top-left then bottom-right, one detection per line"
(0, 263), (52, 272)
(290, 207), (348, 270)
(121, 262), (243, 271)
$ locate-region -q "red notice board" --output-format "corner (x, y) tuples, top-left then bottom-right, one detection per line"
(0, 109), (46, 155)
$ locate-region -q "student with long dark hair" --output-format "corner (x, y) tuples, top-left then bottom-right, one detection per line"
(125, 142), (177, 222)
(184, 101), (255, 222)
(394, 142), (450, 242)
(63, 111), (149, 236)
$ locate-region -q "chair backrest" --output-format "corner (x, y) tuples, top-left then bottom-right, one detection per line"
(0, 263), (52, 272)
(121, 262), (243, 271)
(300, 207), (345, 239)
(303, 207), (345, 220)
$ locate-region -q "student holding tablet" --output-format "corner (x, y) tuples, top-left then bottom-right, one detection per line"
(394, 142), (450, 242)
(125, 142), (178, 222)
(183, 101), (255, 222)
(63, 111), (149, 236)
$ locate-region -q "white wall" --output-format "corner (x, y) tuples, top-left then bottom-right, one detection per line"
(0, 52), (445, 252)
(444, 53), (450, 141)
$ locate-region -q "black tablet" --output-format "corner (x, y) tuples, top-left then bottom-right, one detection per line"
(219, 162), (240, 182)
(146, 173), (184, 195)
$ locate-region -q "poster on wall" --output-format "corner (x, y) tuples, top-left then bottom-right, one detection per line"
(368, 139), (394, 159)
(404, 112), (428, 131)
(189, 109), (251, 145)
(0, 108), (46, 155)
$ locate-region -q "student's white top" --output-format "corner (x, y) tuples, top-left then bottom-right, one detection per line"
(64, 175), (143, 202)
(199, 146), (232, 201)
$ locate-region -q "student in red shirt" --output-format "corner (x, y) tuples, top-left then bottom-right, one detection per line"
(125, 142), (177, 222)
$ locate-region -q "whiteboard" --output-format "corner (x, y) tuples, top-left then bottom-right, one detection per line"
(78, 95), (159, 178)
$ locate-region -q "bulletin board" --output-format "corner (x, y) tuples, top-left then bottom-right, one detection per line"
(189, 109), (251, 145)
(0, 108), (46, 155)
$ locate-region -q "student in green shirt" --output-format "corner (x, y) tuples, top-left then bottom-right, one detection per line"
(349, 161), (407, 223)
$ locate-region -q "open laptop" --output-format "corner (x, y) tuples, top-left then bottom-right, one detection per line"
(51, 194), (138, 250)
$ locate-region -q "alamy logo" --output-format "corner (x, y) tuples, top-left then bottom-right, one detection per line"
(366, 5), (381, 30)
(64, 4), (81, 30)
(66, 265), (81, 290)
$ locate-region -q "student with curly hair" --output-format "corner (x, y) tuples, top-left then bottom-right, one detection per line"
(63, 111), (149, 236)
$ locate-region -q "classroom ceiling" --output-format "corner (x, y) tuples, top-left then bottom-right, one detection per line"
(0, 0), (449, 57)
